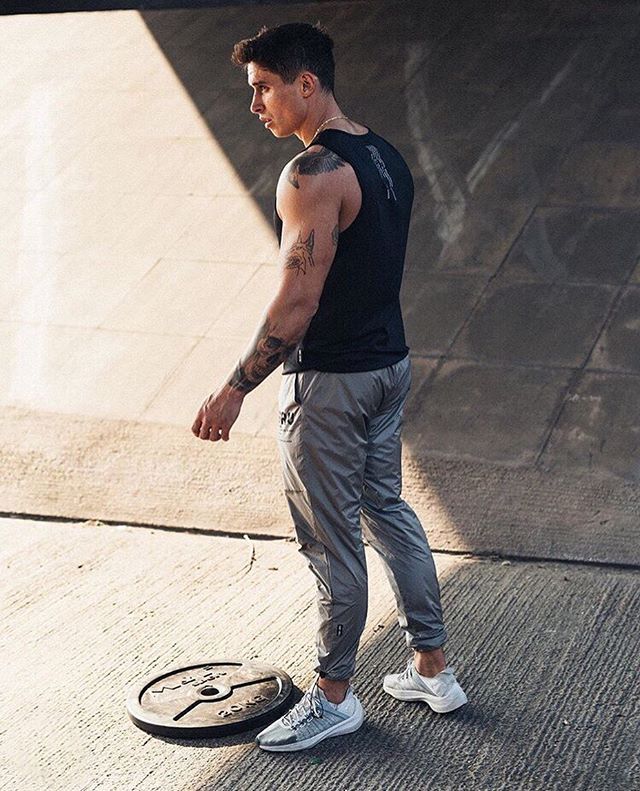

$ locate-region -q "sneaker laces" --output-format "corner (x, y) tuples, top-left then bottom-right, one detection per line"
(282, 676), (324, 730)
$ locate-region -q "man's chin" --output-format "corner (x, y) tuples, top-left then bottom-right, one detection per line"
(269, 126), (294, 139)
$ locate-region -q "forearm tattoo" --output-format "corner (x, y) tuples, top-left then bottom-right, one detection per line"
(228, 317), (297, 394)
(287, 147), (346, 189)
(331, 224), (339, 247)
(285, 229), (315, 275)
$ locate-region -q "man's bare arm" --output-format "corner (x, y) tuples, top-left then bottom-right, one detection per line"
(224, 148), (346, 395)
(191, 146), (346, 440)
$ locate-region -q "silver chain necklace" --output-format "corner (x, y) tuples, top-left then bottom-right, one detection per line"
(313, 114), (350, 140)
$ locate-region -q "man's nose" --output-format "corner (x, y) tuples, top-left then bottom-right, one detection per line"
(250, 94), (262, 114)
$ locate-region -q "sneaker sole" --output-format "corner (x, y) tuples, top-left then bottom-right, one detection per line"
(257, 706), (365, 752)
(383, 682), (468, 713)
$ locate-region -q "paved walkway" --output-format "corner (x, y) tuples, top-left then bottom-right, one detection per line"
(2, 516), (638, 791)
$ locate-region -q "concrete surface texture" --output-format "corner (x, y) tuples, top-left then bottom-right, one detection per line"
(2, 517), (638, 791)
(2, 0), (640, 565)
(1, 3), (639, 788)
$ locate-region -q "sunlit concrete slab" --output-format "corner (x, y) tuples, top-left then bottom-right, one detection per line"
(107, 195), (215, 258)
(204, 265), (279, 342)
(95, 89), (221, 139)
(139, 335), (280, 435)
(3, 404), (638, 564)
(0, 325), (197, 420)
(0, 322), (86, 408)
(137, 138), (252, 197)
(48, 138), (197, 194)
(163, 194), (279, 264)
(0, 133), (95, 192)
(1, 189), (154, 255)
(0, 89), (115, 141)
(1, 251), (158, 326)
(451, 281), (616, 367)
(100, 258), (258, 336)
(1, 516), (636, 790)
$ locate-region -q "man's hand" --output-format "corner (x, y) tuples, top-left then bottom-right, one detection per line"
(191, 384), (245, 442)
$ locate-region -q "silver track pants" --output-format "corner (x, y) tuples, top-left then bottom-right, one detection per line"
(277, 355), (447, 680)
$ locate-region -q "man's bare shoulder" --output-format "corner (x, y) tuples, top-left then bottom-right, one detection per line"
(282, 145), (350, 190)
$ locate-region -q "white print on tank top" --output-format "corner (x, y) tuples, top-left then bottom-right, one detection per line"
(366, 144), (397, 202)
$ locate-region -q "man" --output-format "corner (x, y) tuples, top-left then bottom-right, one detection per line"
(191, 22), (467, 752)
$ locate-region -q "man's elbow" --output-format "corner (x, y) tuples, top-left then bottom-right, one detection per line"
(296, 296), (319, 320)
(271, 290), (319, 335)
(277, 292), (319, 321)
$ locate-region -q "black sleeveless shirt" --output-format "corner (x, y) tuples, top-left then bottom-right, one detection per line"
(275, 127), (413, 373)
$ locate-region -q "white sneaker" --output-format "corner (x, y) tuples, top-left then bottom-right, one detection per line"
(383, 660), (468, 713)
(256, 679), (365, 752)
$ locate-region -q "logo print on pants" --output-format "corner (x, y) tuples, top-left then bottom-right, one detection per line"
(279, 411), (294, 427)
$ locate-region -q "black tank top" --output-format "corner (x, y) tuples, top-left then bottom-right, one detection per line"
(275, 127), (413, 373)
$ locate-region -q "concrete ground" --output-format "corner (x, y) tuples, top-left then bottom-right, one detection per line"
(1, 1), (639, 789)
(2, 516), (638, 791)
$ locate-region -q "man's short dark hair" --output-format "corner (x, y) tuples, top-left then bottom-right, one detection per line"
(232, 22), (335, 93)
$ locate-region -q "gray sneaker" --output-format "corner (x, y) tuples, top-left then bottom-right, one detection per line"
(256, 679), (364, 752)
(383, 661), (468, 713)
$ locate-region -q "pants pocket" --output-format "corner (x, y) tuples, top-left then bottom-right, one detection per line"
(293, 372), (303, 406)
(278, 374), (300, 442)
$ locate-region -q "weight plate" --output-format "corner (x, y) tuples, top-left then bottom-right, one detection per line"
(126, 659), (295, 738)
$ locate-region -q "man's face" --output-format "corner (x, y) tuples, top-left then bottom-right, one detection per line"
(247, 63), (304, 138)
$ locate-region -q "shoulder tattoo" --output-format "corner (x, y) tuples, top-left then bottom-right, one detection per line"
(287, 147), (346, 189)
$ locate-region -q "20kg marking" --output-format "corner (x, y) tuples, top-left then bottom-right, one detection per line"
(217, 694), (269, 718)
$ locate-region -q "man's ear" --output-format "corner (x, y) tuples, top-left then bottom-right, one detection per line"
(300, 72), (317, 97)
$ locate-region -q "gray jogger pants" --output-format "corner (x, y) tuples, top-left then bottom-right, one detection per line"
(277, 355), (447, 680)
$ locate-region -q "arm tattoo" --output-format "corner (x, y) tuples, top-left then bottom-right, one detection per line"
(285, 229), (315, 276)
(287, 147), (346, 189)
(331, 224), (339, 247)
(228, 316), (297, 394)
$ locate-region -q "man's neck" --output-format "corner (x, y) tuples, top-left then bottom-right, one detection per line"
(298, 100), (344, 147)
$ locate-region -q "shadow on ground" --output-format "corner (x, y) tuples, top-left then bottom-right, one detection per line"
(189, 559), (640, 791)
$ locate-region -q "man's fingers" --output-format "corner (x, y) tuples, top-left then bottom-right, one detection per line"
(192, 405), (206, 436)
(210, 426), (223, 442)
(192, 397), (240, 443)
